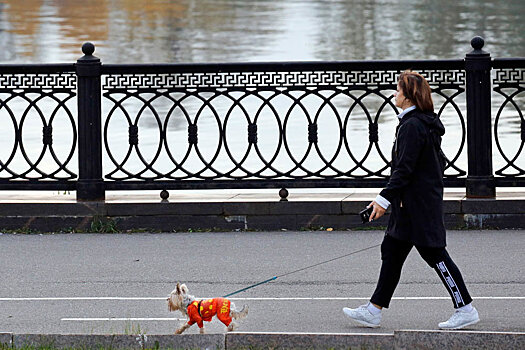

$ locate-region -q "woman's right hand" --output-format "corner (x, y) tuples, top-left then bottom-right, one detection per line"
(369, 201), (386, 221)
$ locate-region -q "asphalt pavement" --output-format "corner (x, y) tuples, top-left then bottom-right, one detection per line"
(0, 230), (524, 335)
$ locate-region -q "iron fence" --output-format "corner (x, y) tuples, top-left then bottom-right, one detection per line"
(0, 37), (523, 201)
(0, 64), (77, 189)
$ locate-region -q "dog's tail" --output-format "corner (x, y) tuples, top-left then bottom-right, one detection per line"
(231, 304), (249, 320)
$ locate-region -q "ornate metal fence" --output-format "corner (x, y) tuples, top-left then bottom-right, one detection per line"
(0, 64), (77, 190)
(0, 37), (523, 201)
(492, 58), (525, 183)
(101, 61), (466, 185)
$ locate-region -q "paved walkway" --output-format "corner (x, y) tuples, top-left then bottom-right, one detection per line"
(1, 187), (525, 203)
(1, 230), (523, 335)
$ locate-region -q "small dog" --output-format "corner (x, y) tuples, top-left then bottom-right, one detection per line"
(167, 282), (249, 334)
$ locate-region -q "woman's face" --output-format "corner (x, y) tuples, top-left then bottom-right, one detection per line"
(394, 83), (406, 108)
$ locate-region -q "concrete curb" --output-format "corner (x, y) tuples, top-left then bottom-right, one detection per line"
(0, 333), (11, 347)
(13, 334), (144, 349)
(394, 330), (525, 350)
(0, 331), (524, 349)
(1, 198), (525, 232)
(226, 332), (394, 349)
(4, 333), (226, 349)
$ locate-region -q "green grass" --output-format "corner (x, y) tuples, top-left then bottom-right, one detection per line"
(123, 321), (146, 336)
(90, 217), (119, 233)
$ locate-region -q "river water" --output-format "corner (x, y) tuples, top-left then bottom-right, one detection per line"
(1, 0), (524, 63)
(0, 0), (523, 180)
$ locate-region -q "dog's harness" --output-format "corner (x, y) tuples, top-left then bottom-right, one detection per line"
(197, 300), (203, 317)
(192, 300), (209, 318)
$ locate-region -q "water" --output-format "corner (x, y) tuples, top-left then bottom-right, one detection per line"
(0, 0), (523, 180)
(1, 0), (524, 63)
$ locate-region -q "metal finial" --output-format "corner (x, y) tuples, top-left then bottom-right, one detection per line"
(82, 42), (95, 56)
(279, 188), (289, 201)
(471, 36), (485, 51)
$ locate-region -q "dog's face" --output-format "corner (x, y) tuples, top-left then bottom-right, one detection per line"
(167, 282), (188, 312)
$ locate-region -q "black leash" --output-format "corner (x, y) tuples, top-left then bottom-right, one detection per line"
(222, 243), (381, 298)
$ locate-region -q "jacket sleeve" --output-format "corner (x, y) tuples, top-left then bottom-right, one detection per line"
(380, 120), (425, 203)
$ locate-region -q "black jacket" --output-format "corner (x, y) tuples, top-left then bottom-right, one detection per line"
(379, 109), (446, 247)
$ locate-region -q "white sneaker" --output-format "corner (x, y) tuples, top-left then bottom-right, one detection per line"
(343, 305), (381, 328)
(438, 307), (480, 330)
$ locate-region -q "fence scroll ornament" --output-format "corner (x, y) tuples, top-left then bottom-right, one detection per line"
(0, 37), (523, 200)
(0, 66), (77, 183)
(493, 63), (525, 178)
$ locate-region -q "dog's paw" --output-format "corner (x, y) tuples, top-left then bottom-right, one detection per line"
(227, 322), (238, 332)
(199, 327), (206, 334)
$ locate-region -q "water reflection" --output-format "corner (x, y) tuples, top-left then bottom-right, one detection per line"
(0, 0), (523, 63)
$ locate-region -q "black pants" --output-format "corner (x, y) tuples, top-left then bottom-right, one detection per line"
(370, 234), (473, 309)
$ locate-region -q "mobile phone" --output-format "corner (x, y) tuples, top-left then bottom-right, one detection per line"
(359, 206), (373, 223)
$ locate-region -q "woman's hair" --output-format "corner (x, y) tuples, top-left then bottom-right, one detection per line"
(398, 70), (434, 112)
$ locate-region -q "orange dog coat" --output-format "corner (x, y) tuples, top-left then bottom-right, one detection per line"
(186, 297), (232, 328)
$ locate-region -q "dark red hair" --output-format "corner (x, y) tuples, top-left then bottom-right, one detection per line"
(398, 71), (434, 112)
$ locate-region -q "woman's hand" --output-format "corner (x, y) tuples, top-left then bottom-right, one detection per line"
(369, 201), (386, 221)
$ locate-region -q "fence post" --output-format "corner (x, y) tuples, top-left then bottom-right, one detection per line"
(465, 36), (495, 198)
(76, 42), (105, 201)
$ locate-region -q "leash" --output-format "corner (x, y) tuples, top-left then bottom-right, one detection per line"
(222, 243), (381, 298)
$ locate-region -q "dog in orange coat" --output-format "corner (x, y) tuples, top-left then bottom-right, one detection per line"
(167, 282), (249, 334)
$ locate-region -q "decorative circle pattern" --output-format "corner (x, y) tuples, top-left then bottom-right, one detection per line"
(0, 72), (77, 181)
(493, 67), (525, 177)
(102, 69), (467, 182)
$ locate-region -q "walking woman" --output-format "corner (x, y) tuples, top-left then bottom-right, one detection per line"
(343, 71), (479, 330)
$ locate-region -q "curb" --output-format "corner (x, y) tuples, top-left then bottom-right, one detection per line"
(394, 330), (525, 350)
(2, 333), (226, 349)
(0, 333), (11, 347)
(1, 331), (524, 349)
(1, 198), (525, 232)
(226, 332), (394, 349)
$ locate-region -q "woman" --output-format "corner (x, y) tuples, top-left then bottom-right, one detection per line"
(343, 71), (479, 330)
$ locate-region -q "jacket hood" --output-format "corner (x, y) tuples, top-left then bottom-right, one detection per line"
(412, 110), (445, 136)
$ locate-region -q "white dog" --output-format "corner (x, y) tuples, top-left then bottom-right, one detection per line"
(167, 282), (248, 334)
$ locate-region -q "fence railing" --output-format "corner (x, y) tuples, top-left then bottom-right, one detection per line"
(0, 37), (523, 201)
